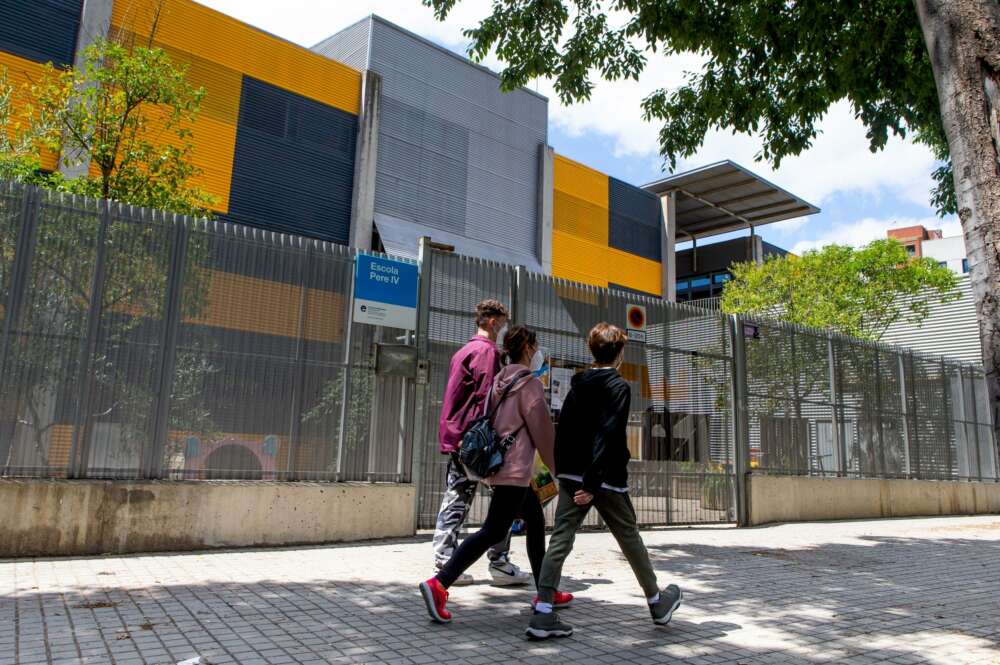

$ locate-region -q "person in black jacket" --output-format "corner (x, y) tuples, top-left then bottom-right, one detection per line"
(525, 322), (683, 640)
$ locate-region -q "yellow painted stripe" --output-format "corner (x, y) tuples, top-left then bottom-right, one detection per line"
(112, 0), (361, 114)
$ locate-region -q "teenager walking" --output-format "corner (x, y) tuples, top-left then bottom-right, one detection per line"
(432, 299), (531, 586)
(421, 325), (572, 623)
(526, 323), (682, 640)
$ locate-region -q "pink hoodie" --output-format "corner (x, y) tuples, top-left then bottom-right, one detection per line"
(487, 364), (557, 487)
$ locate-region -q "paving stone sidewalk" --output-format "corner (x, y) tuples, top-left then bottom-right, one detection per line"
(2, 515), (999, 665)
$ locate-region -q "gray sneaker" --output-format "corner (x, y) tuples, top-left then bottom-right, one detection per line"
(649, 584), (682, 625)
(451, 572), (474, 586)
(525, 611), (574, 640)
(488, 559), (532, 586)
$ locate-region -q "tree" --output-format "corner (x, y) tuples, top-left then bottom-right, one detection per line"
(424, 0), (1000, 439)
(0, 34), (216, 475)
(720, 239), (959, 342)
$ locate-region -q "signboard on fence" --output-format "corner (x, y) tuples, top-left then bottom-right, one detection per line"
(353, 254), (419, 330)
(626, 303), (647, 343)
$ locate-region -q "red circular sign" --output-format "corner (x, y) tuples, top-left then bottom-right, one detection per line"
(627, 306), (645, 329)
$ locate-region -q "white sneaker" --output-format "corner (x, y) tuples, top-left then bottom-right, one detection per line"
(451, 572), (474, 586)
(488, 560), (532, 586)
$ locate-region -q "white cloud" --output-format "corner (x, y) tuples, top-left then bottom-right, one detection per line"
(791, 216), (962, 255)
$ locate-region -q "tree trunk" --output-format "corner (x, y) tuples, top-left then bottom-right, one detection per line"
(914, 0), (1000, 450)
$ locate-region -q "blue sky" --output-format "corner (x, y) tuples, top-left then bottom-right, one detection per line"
(199, 0), (961, 255)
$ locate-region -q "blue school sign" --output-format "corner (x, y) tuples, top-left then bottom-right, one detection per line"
(353, 254), (419, 330)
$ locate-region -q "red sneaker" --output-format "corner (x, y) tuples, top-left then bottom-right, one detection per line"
(419, 577), (452, 623)
(532, 590), (574, 609)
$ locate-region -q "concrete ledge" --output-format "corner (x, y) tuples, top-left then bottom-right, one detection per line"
(0, 479), (415, 557)
(748, 474), (1000, 526)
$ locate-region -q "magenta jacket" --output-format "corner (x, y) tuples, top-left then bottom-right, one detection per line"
(438, 336), (501, 454)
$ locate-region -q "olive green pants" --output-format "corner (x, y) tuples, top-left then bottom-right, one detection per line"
(537, 483), (660, 603)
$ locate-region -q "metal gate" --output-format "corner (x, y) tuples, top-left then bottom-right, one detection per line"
(411, 243), (738, 529)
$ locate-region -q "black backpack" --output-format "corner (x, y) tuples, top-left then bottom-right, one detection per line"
(457, 370), (532, 480)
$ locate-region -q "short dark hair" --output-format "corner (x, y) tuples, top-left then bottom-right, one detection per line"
(588, 322), (627, 364)
(501, 324), (537, 365)
(475, 299), (509, 327)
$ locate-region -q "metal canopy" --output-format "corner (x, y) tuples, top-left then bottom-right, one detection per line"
(643, 160), (820, 239)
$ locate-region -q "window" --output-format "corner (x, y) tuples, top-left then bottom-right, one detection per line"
(938, 261), (947, 269)
(714, 273), (732, 284)
(905, 244), (916, 256)
(962, 258), (969, 273)
(676, 280), (689, 291)
(691, 277), (711, 288)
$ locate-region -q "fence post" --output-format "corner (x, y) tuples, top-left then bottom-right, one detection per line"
(409, 237), (435, 529)
(965, 365), (984, 482)
(285, 243), (313, 481)
(940, 358), (957, 479)
(729, 314), (751, 527)
(826, 337), (847, 477)
(897, 352), (913, 478)
(68, 200), (112, 478)
(144, 218), (189, 479)
(335, 250), (358, 481)
(511, 265), (528, 323)
(0, 187), (40, 394)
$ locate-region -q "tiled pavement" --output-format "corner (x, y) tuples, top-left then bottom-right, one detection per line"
(2, 515), (999, 664)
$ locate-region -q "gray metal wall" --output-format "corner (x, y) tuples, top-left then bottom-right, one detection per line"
(881, 275), (983, 365)
(314, 16), (548, 268)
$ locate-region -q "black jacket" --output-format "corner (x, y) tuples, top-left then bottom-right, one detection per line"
(554, 368), (631, 493)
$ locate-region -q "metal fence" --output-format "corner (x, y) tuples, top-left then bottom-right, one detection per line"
(412, 244), (999, 528)
(0, 181), (412, 482)
(1, 182), (996, 529)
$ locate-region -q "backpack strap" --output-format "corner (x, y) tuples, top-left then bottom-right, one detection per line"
(486, 370), (532, 419)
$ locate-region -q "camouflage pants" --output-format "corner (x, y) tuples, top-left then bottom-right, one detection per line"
(432, 454), (512, 570)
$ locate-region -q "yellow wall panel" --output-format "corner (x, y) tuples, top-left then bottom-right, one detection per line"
(0, 51), (60, 172)
(185, 271), (345, 343)
(607, 248), (662, 297)
(112, 0), (361, 114)
(553, 154), (608, 209)
(553, 190), (608, 244)
(552, 230), (608, 288)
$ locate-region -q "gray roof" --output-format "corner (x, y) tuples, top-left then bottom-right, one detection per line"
(643, 160), (819, 238)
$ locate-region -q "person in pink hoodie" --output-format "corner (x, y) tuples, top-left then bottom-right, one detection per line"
(420, 325), (573, 624)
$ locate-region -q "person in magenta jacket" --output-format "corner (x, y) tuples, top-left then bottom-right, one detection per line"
(421, 325), (573, 624)
(431, 299), (532, 587)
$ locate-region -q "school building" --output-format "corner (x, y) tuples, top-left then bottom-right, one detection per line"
(0, 0), (818, 302)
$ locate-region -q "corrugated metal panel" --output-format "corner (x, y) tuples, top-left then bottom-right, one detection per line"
(0, 52), (60, 171)
(609, 176), (662, 261)
(111, 0), (361, 114)
(317, 16), (547, 261)
(225, 76), (356, 244)
(312, 17), (371, 71)
(881, 275), (984, 365)
(551, 230), (609, 288)
(0, 0), (81, 67)
(607, 248), (662, 296)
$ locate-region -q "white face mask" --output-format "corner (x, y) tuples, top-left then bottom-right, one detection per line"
(495, 324), (508, 349)
(530, 347), (547, 374)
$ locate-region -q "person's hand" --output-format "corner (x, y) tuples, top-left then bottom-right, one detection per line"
(574, 489), (594, 505)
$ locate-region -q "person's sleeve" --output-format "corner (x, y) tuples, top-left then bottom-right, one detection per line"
(521, 382), (557, 476)
(553, 388), (576, 459)
(581, 385), (630, 493)
(438, 356), (471, 450)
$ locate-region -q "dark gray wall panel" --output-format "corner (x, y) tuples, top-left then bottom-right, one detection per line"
(0, 0), (82, 66)
(609, 176), (662, 262)
(226, 77), (357, 244)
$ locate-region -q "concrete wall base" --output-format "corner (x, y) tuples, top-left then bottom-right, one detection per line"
(0, 479), (415, 558)
(748, 475), (1000, 526)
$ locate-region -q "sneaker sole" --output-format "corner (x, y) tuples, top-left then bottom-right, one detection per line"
(653, 589), (683, 626)
(525, 626), (573, 640)
(531, 601), (573, 610)
(450, 576), (474, 587)
(418, 582), (451, 624)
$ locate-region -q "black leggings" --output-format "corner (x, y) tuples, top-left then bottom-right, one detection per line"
(436, 485), (545, 589)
